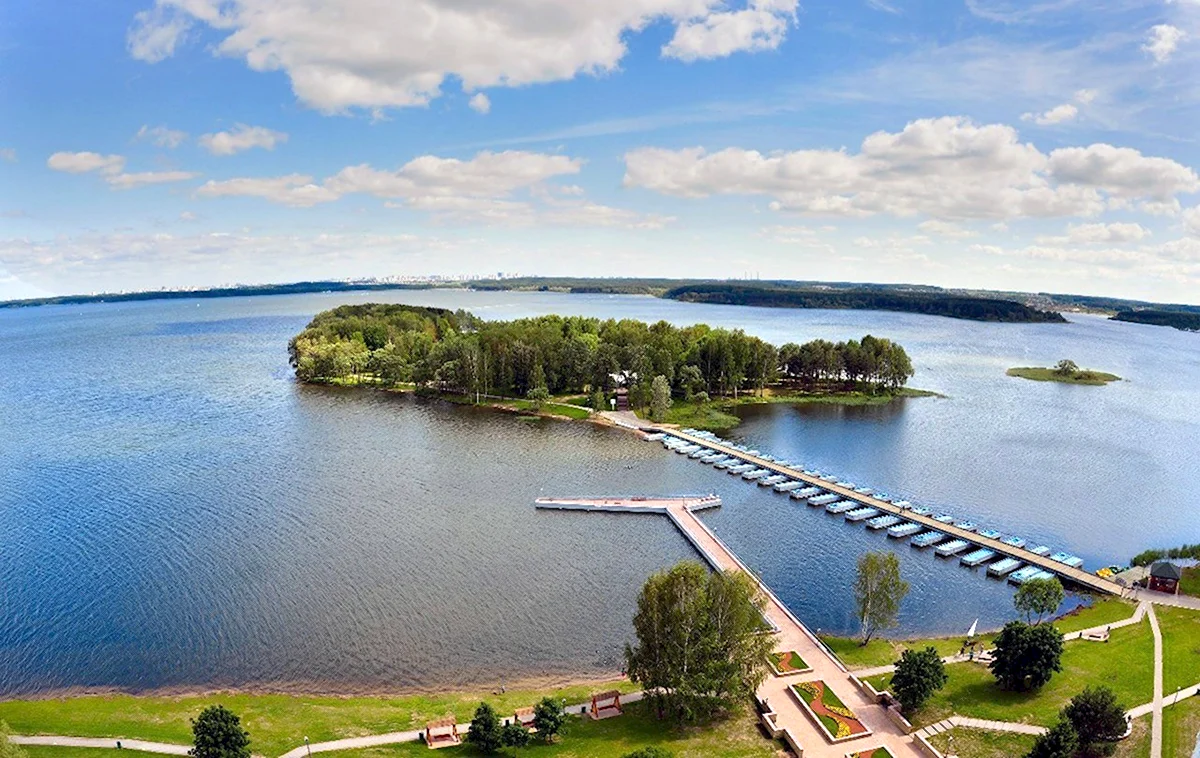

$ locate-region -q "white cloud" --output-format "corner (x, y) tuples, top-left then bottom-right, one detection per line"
(106, 170), (200, 189)
(196, 174), (339, 207)
(662, 0), (797, 62)
(1143, 24), (1186, 63)
(468, 93), (491, 114)
(1074, 88), (1098, 105)
(179, 211), (198, 221)
(47, 152), (127, 175)
(199, 124), (288, 156)
(1184, 205), (1200, 236)
(0, 148), (16, 162)
(126, 0), (800, 112)
(624, 117), (1200, 221)
(918, 220), (977, 238)
(1021, 103), (1078, 125)
(135, 125), (189, 148)
(1035, 222), (1151, 245)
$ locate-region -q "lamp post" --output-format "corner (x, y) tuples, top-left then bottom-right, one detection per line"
(304, 737), (310, 758)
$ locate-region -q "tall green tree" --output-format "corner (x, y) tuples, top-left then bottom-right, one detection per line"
(532, 698), (566, 743)
(189, 706), (250, 758)
(890, 647), (948, 713)
(1062, 686), (1127, 756)
(466, 703), (503, 754)
(624, 561), (772, 723)
(854, 551), (910, 645)
(1014, 577), (1065, 625)
(0, 721), (28, 758)
(990, 621), (1064, 691)
(650, 375), (672, 420)
(1026, 720), (1079, 758)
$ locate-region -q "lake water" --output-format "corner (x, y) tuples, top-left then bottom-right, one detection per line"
(1, 289), (1198, 696)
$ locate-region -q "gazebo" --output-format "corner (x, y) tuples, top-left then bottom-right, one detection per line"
(424, 717), (461, 749)
(1149, 562), (1182, 595)
(514, 706), (537, 730)
(589, 690), (624, 720)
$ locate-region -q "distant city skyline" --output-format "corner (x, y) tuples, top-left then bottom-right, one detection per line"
(2, 0), (1199, 303)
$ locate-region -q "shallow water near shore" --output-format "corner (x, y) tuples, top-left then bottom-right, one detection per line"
(1, 289), (1198, 696)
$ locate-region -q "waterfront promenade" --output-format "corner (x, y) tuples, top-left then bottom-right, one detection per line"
(537, 495), (925, 758)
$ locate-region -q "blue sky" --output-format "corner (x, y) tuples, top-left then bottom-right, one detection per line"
(2, 0), (1199, 302)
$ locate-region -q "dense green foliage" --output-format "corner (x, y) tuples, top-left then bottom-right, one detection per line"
(499, 722), (530, 748)
(466, 703), (503, 754)
(1062, 686), (1126, 756)
(664, 284), (1067, 323)
(1113, 309), (1200, 331)
(1015, 578), (1066, 626)
(1131, 543), (1200, 567)
(620, 748), (674, 758)
(990, 622), (1065, 692)
(624, 562), (773, 723)
(189, 706), (250, 758)
(0, 722), (28, 758)
(890, 647), (948, 713)
(288, 304), (915, 403)
(1026, 719), (1080, 758)
(854, 551), (910, 644)
(531, 698), (566, 743)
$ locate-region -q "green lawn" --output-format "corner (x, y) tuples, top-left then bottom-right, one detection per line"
(1156, 605), (1200, 694)
(507, 400), (592, 419)
(1181, 567), (1200, 598)
(15, 749), (167, 758)
(926, 727), (1037, 758)
(311, 701), (780, 758)
(0, 681), (639, 758)
(768, 651), (809, 673)
(821, 599), (1137, 672)
(867, 619), (1155, 728)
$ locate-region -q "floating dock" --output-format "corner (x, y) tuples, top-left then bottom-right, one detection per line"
(960, 548), (996, 567)
(988, 557), (1023, 577)
(826, 500), (857, 515)
(912, 531), (946, 548)
(867, 515), (903, 530)
(845, 507), (880, 522)
(651, 429), (1123, 596)
(888, 523), (922, 539)
(935, 539), (971, 557)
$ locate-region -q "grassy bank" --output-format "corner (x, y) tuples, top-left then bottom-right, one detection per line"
(866, 619), (1155, 728)
(0, 681), (639, 758)
(926, 728), (1037, 758)
(10, 700), (780, 758)
(1181, 566), (1200, 597)
(1006, 367), (1120, 385)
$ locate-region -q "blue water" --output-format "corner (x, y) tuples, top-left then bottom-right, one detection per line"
(1, 290), (1198, 695)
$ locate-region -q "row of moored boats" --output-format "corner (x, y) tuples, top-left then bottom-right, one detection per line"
(647, 429), (1085, 586)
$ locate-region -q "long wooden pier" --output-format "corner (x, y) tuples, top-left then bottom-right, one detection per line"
(536, 495), (924, 757)
(661, 428), (1124, 597)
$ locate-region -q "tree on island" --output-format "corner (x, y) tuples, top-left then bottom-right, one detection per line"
(0, 721), (28, 758)
(1026, 719), (1079, 758)
(650, 375), (672, 420)
(466, 702), (503, 754)
(854, 551), (910, 645)
(1062, 686), (1127, 756)
(189, 706), (250, 758)
(990, 621), (1064, 691)
(890, 646), (948, 713)
(624, 561), (772, 723)
(532, 697), (566, 743)
(1014, 577), (1066, 626)
(1054, 359), (1080, 377)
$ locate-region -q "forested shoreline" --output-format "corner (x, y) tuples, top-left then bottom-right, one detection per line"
(664, 284), (1067, 323)
(288, 304), (915, 410)
(1113, 309), (1200, 331)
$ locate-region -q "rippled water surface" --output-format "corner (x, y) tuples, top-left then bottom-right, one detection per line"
(1, 290), (1198, 695)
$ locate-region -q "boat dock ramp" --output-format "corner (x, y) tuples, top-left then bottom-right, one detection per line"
(655, 428), (1121, 596)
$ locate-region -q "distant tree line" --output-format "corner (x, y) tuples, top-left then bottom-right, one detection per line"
(664, 284), (1068, 323)
(287, 303), (915, 402)
(1131, 544), (1200, 567)
(1113, 310), (1200, 332)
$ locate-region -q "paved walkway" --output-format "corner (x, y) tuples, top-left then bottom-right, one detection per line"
(664, 501), (924, 758)
(1149, 604), (1164, 758)
(9, 736), (190, 755)
(1131, 588), (1200, 611)
(914, 716), (1049, 740)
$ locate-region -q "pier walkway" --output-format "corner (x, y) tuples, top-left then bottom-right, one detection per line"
(537, 495), (925, 758)
(658, 428), (1123, 596)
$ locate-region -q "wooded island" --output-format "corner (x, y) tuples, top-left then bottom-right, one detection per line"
(288, 304), (918, 420)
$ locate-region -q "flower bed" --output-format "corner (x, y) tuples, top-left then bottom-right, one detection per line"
(848, 749), (894, 758)
(790, 681), (871, 743)
(768, 650), (812, 675)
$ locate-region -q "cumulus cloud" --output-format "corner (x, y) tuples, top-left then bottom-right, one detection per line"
(126, 0), (800, 112)
(106, 170), (200, 189)
(1021, 103), (1078, 126)
(1184, 205), (1200, 236)
(199, 124), (288, 155)
(662, 0), (797, 62)
(623, 116), (1200, 221)
(1035, 222), (1151, 246)
(135, 125), (189, 148)
(918, 220), (977, 238)
(47, 152), (126, 175)
(196, 174), (338, 207)
(468, 93), (491, 114)
(1144, 24), (1186, 63)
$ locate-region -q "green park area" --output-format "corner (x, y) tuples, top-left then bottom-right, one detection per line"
(927, 728), (1037, 758)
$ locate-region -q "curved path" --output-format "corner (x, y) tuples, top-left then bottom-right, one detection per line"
(10, 736), (190, 755)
